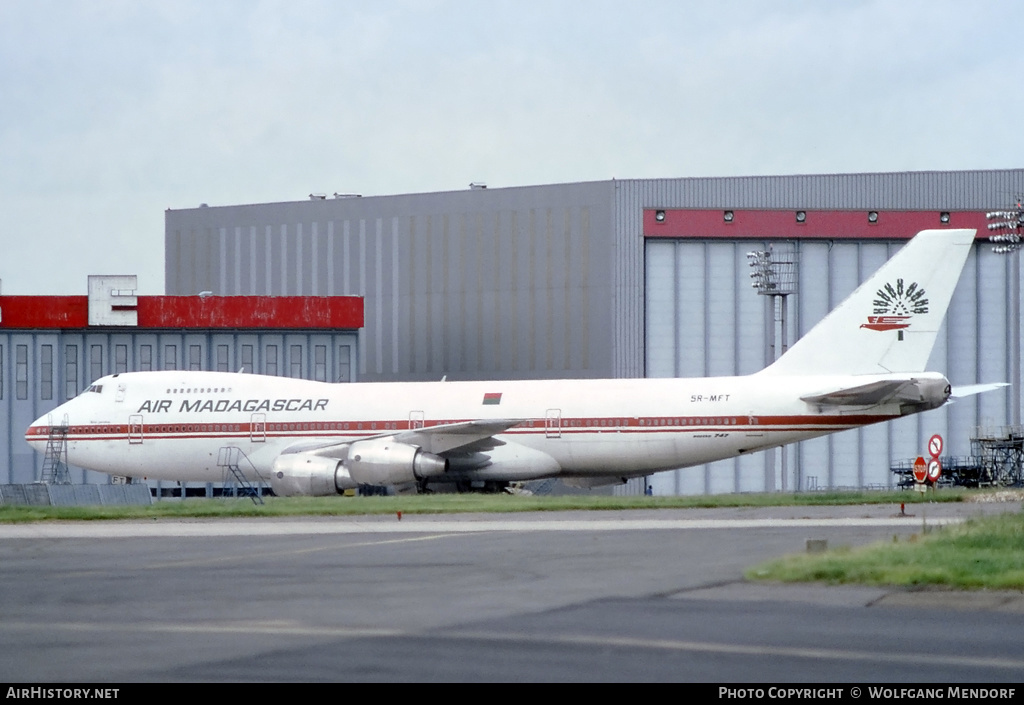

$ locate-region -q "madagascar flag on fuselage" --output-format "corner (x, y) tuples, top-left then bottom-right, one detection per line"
(482, 392), (502, 405)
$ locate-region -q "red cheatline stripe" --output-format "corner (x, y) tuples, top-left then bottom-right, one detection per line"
(27, 413), (894, 443)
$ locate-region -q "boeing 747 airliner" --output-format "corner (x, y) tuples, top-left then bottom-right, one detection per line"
(26, 229), (996, 494)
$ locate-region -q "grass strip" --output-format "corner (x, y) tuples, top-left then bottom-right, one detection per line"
(0, 487), (978, 523)
(747, 511), (1024, 591)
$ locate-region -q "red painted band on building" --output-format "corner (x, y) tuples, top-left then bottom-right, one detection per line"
(643, 209), (992, 239)
(0, 296), (363, 330)
(0, 297), (89, 328)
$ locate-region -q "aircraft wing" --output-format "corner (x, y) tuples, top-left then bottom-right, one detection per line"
(392, 419), (524, 454)
(282, 418), (526, 459)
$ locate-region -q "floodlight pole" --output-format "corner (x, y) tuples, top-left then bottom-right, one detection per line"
(986, 199), (1024, 426)
(748, 245), (796, 492)
(1013, 266), (1020, 426)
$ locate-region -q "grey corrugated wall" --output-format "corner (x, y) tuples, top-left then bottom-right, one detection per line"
(167, 182), (619, 382)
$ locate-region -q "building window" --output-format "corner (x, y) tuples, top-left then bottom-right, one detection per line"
(314, 345), (327, 382)
(16, 345), (28, 400)
(338, 345), (351, 383)
(266, 345), (278, 376)
(115, 344), (128, 374)
(40, 345), (53, 400)
(65, 345), (78, 399)
(139, 345), (153, 371)
(290, 345), (302, 378)
(90, 345), (103, 383)
(164, 345), (177, 371)
(189, 345), (202, 371)
(217, 345), (229, 372)
(241, 345), (254, 373)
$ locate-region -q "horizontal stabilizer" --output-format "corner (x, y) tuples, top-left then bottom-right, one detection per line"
(949, 382), (1009, 399)
(800, 376), (950, 408)
(800, 379), (916, 406)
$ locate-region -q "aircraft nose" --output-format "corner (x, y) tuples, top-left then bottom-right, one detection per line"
(25, 415), (50, 448)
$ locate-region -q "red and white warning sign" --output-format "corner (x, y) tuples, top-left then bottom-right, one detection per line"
(913, 456), (928, 483)
(927, 458), (942, 483)
(928, 434), (943, 458)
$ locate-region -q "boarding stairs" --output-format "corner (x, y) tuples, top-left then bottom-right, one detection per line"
(39, 414), (71, 485)
(217, 447), (266, 505)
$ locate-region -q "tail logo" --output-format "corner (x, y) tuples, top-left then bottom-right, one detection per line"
(861, 278), (929, 331)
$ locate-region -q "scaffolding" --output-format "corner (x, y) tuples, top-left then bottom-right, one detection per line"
(971, 425), (1024, 486)
(890, 456), (984, 488)
(891, 427), (1024, 489)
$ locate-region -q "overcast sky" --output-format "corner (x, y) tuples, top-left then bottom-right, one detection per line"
(1, 0), (1021, 295)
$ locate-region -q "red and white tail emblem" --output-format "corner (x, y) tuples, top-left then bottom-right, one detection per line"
(861, 278), (928, 332)
(861, 315), (912, 331)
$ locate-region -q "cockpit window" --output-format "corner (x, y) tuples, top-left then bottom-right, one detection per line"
(87, 384), (103, 394)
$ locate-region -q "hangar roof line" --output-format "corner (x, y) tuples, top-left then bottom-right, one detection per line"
(166, 168), (1024, 212)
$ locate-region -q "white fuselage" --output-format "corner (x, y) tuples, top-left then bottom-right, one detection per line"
(25, 369), (943, 485)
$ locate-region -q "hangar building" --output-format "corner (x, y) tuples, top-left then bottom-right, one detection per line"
(165, 169), (1024, 495)
(165, 170), (1024, 494)
(0, 275), (362, 486)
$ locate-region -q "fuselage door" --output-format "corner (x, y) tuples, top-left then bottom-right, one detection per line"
(116, 383), (127, 403)
(128, 414), (143, 444)
(745, 412), (764, 437)
(409, 410), (425, 430)
(251, 413), (266, 442)
(545, 409), (562, 439)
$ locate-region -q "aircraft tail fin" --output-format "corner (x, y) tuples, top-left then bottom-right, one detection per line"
(761, 229), (975, 377)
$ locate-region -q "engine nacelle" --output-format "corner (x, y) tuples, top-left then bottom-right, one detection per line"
(346, 438), (448, 486)
(270, 452), (358, 497)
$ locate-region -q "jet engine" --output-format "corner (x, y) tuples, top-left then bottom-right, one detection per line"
(346, 438), (448, 486)
(270, 453), (358, 497)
